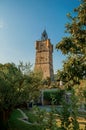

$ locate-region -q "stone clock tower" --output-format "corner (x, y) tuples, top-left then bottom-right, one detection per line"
(34, 30), (54, 80)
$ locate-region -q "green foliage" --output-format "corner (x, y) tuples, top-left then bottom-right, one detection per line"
(59, 90), (79, 130)
(43, 89), (64, 105)
(24, 92), (80, 130)
(8, 109), (43, 130)
(24, 106), (59, 130)
(56, 55), (86, 89)
(0, 63), (23, 111)
(18, 61), (32, 75)
(31, 106), (46, 125)
(83, 89), (86, 110)
(83, 90), (86, 98)
(0, 62), (42, 130)
(56, 0), (86, 55)
(0, 62), (42, 110)
(56, 0), (86, 88)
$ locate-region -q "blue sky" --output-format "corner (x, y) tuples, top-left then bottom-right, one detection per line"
(0, 0), (80, 73)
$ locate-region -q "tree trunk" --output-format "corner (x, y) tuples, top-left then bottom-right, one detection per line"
(0, 110), (11, 130)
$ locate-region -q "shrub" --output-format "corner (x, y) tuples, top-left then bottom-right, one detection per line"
(43, 89), (65, 105)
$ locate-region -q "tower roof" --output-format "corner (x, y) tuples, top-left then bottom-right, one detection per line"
(41, 29), (48, 40)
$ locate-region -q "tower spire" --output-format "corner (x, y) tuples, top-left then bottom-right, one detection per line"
(41, 29), (48, 40)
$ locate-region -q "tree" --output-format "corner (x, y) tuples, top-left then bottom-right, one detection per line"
(0, 63), (42, 129)
(0, 63), (23, 129)
(55, 1), (86, 129)
(56, 0), (86, 88)
(18, 61), (32, 75)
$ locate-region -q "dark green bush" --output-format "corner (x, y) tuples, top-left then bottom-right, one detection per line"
(43, 89), (65, 105)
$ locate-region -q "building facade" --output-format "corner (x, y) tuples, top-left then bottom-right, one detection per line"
(34, 30), (54, 80)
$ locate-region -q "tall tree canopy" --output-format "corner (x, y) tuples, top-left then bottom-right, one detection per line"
(56, 0), (86, 88)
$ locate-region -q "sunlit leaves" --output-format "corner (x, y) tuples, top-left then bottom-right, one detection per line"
(56, 0), (86, 88)
(56, 1), (86, 55)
